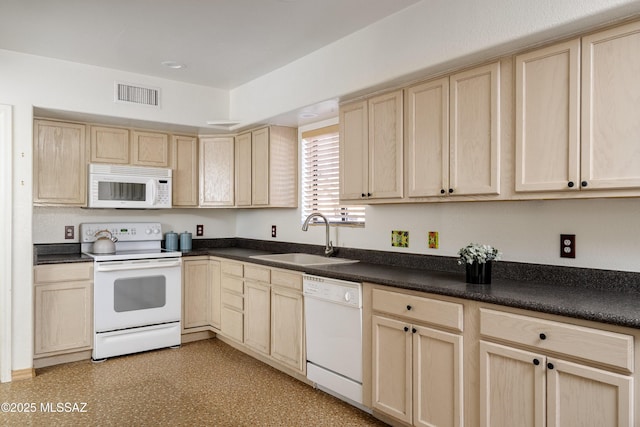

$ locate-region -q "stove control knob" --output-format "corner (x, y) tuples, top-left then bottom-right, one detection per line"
(153, 228), (160, 234)
(344, 291), (352, 302)
(145, 228), (152, 235)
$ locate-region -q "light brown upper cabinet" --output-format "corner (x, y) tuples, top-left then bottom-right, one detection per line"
(516, 20), (640, 194)
(234, 126), (298, 208)
(199, 136), (235, 207)
(449, 62), (501, 196)
(131, 130), (170, 167)
(405, 77), (450, 198)
(33, 119), (87, 206)
(339, 90), (404, 202)
(515, 39), (580, 192)
(172, 135), (199, 207)
(90, 126), (130, 164)
(581, 20), (640, 191)
(235, 131), (252, 207)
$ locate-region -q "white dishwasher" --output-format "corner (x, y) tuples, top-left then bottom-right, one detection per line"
(303, 274), (365, 408)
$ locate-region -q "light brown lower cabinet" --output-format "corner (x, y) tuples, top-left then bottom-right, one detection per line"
(244, 280), (271, 355)
(479, 308), (634, 427)
(182, 258), (220, 331)
(33, 263), (93, 357)
(270, 284), (304, 372)
(370, 287), (464, 427)
(372, 315), (463, 427)
(480, 341), (633, 427)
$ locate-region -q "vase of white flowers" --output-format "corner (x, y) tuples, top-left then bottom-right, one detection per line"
(458, 243), (501, 284)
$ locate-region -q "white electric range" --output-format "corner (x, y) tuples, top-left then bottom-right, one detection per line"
(80, 222), (182, 361)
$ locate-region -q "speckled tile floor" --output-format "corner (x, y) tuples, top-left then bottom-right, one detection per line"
(0, 339), (386, 426)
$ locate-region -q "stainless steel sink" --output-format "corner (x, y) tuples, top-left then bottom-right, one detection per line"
(249, 253), (359, 267)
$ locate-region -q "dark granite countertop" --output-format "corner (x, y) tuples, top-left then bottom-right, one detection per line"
(34, 241), (640, 330)
(197, 248), (640, 330)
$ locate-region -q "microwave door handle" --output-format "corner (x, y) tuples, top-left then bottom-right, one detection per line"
(149, 179), (157, 206)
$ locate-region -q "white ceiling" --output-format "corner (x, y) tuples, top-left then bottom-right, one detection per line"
(0, 0), (419, 90)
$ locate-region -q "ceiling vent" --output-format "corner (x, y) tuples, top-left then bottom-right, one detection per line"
(114, 82), (160, 107)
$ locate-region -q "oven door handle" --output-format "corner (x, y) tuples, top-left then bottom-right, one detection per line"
(95, 259), (182, 272)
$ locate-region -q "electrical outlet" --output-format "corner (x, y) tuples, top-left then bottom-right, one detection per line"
(560, 234), (575, 258)
(196, 224), (204, 236)
(271, 225), (277, 238)
(65, 225), (74, 240)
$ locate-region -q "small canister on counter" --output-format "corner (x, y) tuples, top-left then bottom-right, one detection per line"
(180, 231), (192, 252)
(165, 231), (179, 251)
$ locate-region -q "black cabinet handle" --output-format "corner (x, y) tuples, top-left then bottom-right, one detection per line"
(547, 362), (554, 370)
(440, 189), (446, 194)
(361, 193), (366, 198)
(367, 192), (372, 197)
(404, 326), (409, 332)
(406, 305), (412, 311)
(448, 188), (454, 194)
(581, 181), (588, 187)
(533, 359), (540, 366)
(412, 328), (417, 334)
(539, 333), (547, 340)
(568, 181), (574, 188)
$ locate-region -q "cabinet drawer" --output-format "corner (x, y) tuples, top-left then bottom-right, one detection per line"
(244, 265), (270, 283)
(222, 290), (244, 311)
(372, 288), (463, 332)
(480, 308), (634, 372)
(34, 263), (93, 283)
(221, 261), (243, 277)
(271, 269), (302, 291)
(221, 276), (243, 294)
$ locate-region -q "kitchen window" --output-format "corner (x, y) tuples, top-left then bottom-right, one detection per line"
(301, 125), (365, 225)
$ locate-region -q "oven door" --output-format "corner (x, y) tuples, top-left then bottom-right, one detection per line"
(94, 257), (181, 332)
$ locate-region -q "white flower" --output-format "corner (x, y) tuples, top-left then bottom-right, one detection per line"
(457, 243), (501, 265)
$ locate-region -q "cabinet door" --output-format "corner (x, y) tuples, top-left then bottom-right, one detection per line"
(547, 358), (633, 427)
(34, 281), (92, 355)
(581, 20), (640, 190)
(480, 341), (545, 427)
(270, 286), (304, 373)
(235, 132), (252, 206)
(449, 62), (500, 195)
(515, 40), (580, 192)
(251, 127), (270, 206)
(244, 280), (271, 355)
(210, 260), (221, 329)
(172, 135), (199, 207)
(372, 315), (412, 424)
(413, 325), (463, 427)
(182, 260), (211, 330)
(405, 77), (449, 198)
(90, 126), (129, 164)
(339, 100), (368, 201)
(131, 131), (170, 167)
(368, 90), (403, 199)
(33, 120), (87, 205)
(199, 136), (235, 206)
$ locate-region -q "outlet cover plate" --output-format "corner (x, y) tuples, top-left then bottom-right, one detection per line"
(560, 234), (575, 258)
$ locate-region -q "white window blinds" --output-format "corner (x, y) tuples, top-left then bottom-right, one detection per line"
(302, 125), (365, 225)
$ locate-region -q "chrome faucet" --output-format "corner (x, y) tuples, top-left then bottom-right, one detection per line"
(302, 213), (334, 256)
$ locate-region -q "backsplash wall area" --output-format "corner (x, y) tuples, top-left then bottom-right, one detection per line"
(32, 207), (236, 243)
(235, 197), (640, 273)
(34, 197), (640, 273)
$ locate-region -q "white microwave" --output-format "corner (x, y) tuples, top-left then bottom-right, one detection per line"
(88, 164), (172, 209)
